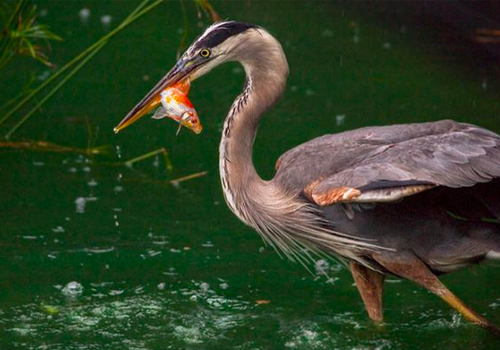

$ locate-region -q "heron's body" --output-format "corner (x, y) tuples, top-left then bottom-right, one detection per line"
(115, 21), (500, 334)
(274, 121), (500, 272)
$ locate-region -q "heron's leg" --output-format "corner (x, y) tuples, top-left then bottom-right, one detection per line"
(372, 252), (500, 336)
(350, 261), (385, 322)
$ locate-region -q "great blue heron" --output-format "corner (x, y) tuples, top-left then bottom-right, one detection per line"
(115, 21), (500, 334)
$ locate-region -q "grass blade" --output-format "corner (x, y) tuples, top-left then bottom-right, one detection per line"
(124, 147), (172, 171)
(169, 171), (207, 185)
(0, 0), (165, 135)
(4, 40), (107, 139)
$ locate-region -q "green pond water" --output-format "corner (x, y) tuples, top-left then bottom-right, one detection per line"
(1, 1), (500, 349)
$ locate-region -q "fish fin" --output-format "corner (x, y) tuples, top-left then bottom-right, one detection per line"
(152, 107), (166, 120)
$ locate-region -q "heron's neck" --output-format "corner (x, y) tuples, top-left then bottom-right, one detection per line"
(219, 33), (289, 222)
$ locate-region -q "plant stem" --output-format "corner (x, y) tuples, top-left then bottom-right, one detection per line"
(0, 0), (27, 71)
(124, 147), (171, 170)
(169, 171), (207, 185)
(0, 139), (110, 155)
(4, 40), (107, 139)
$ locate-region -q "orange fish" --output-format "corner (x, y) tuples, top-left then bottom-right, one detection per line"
(152, 80), (202, 135)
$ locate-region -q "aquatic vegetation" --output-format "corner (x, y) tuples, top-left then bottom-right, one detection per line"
(168, 171), (208, 185)
(39, 304), (59, 315)
(194, 0), (220, 22)
(0, 0), (219, 140)
(0, 139), (111, 155)
(123, 147), (173, 171)
(0, 0), (166, 139)
(0, 0), (62, 71)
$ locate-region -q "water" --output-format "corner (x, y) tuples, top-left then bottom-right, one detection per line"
(1, 1), (500, 349)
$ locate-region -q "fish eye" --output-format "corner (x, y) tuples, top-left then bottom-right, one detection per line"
(200, 49), (211, 58)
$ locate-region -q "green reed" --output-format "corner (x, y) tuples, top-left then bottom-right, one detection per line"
(0, 0), (165, 139)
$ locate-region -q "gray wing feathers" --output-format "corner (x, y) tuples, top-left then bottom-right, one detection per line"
(274, 120), (500, 200)
(329, 131), (500, 189)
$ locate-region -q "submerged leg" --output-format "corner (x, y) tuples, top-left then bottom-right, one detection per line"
(350, 261), (385, 322)
(372, 251), (500, 336)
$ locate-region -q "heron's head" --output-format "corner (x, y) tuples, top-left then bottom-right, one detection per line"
(114, 21), (260, 133)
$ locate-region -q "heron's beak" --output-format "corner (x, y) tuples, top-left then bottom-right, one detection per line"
(113, 59), (194, 133)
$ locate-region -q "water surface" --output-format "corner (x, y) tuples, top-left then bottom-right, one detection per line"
(1, 1), (500, 349)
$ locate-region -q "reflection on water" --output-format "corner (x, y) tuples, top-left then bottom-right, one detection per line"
(2, 1), (500, 349)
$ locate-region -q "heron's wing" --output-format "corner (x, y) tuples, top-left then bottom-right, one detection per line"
(308, 126), (500, 206)
(275, 120), (500, 206)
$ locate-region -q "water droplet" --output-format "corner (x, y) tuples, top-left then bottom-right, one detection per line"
(315, 259), (329, 275)
(200, 282), (210, 294)
(84, 247), (115, 254)
(75, 197), (86, 213)
(202, 241), (214, 248)
(62, 281), (83, 297)
(22, 235), (37, 240)
(75, 197), (97, 213)
(335, 114), (346, 126)
(100, 15), (112, 28)
(79, 8), (91, 23)
(148, 250), (161, 257)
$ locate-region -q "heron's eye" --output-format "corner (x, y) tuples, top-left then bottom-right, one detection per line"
(200, 49), (211, 58)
